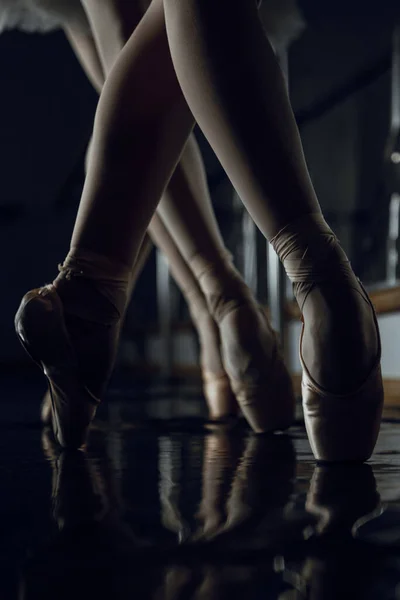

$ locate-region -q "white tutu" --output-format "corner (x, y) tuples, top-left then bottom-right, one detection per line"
(260, 0), (306, 53)
(0, 0), (305, 49)
(0, 0), (86, 34)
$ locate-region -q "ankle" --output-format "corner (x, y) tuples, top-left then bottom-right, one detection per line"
(189, 253), (254, 322)
(53, 248), (131, 323)
(184, 287), (212, 326)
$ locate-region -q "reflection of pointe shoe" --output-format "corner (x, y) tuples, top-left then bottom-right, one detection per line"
(194, 432), (243, 540)
(15, 286), (100, 449)
(277, 465), (382, 600)
(194, 433), (296, 544)
(272, 214), (383, 462)
(220, 435), (296, 540)
(45, 446), (109, 530)
(190, 256), (296, 433)
(305, 464), (380, 537)
(161, 566), (195, 600)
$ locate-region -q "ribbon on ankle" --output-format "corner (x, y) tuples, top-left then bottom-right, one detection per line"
(55, 248), (132, 319)
(58, 248), (131, 286)
(270, 213), (356, 308)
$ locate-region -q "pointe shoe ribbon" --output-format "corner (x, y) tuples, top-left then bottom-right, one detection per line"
(271, 213), (383, 462)
(15, 285), (100, 448)
(15, 249), (131, 448)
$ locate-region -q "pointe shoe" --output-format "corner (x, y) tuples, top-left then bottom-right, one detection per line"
(301, 297), (383, 463)
(202, 370), (238, 421)
(190, 256), (296, 433)
(15, 285), (100, 448)
(219, 304), (295, 432)
(271, 213), (383, 462)
(187, 299), (238, 420)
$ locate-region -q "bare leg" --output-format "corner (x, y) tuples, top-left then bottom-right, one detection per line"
(62, 6), (155, 294)
(15, 0), (195, 448)
(15, 0), (293, 447)
(162, 0), (383, 461)
(68, 0), (192, 266)
(64, 0), (236, 417)
(64, 24), (104, 92)
(150, 215), (236, 417)
(162, 0), (378, 390)
(159, 127), (295, 433)
(69, 0), (295, 425)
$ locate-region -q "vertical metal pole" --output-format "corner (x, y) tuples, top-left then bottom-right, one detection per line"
(387, 27), (400, 284)
(391, 27), (400, 134)
(156, 249), (173, 378)
(241, 195), (258, 295)
(387, 193), (400, 285)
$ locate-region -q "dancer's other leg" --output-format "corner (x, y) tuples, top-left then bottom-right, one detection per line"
(158, 133), (295, 433)
(149, 215), (236, 418)
(65, 1), (236, 417)
(163, 0), (382, 461)
(16, 0), (194, 448)
(71, 0), (293, 426)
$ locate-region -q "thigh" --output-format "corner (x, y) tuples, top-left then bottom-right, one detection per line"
(80, 0), (150, 74)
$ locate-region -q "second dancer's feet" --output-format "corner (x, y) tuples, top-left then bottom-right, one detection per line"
(186, 290), (237, 421)
(190, 255), (296, 433)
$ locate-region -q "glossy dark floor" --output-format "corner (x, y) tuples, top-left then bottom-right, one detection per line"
(2, 374), (400, 600)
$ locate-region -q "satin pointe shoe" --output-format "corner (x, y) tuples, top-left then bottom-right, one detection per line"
(202, 370), (238, 421)
(219, 304), (295, 432)
(271, 213), (383, 462)
(15, 285), (101, 448)
(187, 300), (238, 420)
(15, 250), (129, 448)
(190, 256), (296, 433)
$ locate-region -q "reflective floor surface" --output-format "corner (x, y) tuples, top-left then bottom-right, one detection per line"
(1, 373), (400, 599)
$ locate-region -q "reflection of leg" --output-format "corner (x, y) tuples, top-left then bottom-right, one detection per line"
(196, 433), (243, 538)
(160, 566), (196, 600)
(192, 566), (226, 600)
(41, 431), (109, 529)
(223, 435), (295, 535)
(158, 436), (190, 542)
(163, 0), (383, 461)
(305, 464), (380, 537)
